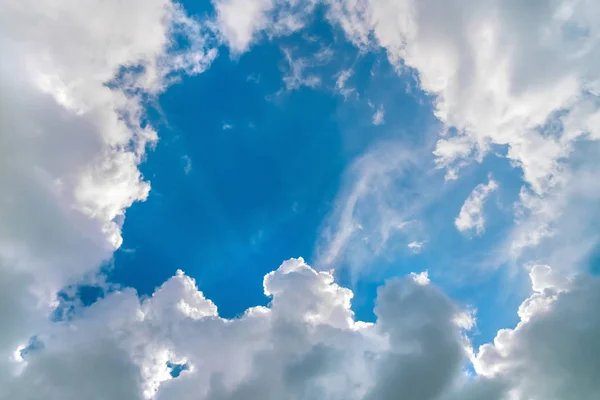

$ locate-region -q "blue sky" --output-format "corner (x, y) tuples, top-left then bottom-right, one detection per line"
(107, 6), (526, 348)
(4, 0), (600, 399)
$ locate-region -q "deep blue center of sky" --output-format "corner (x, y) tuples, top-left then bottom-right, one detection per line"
(108, 15), (426, 317)
(105, 6), (526, 349)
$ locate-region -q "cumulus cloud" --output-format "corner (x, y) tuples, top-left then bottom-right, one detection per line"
(327, 0), (600, 191)
(410, 270), (430, 285)
(5, 254), (600, 400)
(455, 178), (498, 235)
(3, 1), (600, 400)
(506, 142), (600, 268)
(4, 258), (493, 400)
(473, 265), (600, 400)
(0, 0), (215, 386)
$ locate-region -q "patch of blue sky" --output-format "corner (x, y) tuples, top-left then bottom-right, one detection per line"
(109, 18), (374, 317)
(103, 3), (530, 349)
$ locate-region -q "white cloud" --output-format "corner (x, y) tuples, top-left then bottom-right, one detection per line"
(314, 141), (422, 275)
(327, 0), (600, 191)
(410, 270), (430, 285)
(4, 258), (496, 400)
(372, 105), (385, 125)
(314, 45), (335, 64)
(455, 178), (498, 235)
(0, 0), (215, 387)
(505, 143), (600, 269)
(335, 69), (355, 99)
(246, 73), (261, 83)
(182, 156), (193, 175)
(4, 254), (600, 400)
(281, 47), (322, 91)
(212, 0), (318, 54)
(472, 265), (600, 400)
(3, 2), (600, 400)
(212, 0), (275, 53)
(407, 241), (426, 253)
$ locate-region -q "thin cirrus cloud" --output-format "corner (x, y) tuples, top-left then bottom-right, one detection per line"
(371, 105), (385, 126)
(280, 47), (322, 91)
(335, 68), (355, 99)
(455, 177), (498, 235)
(408, 241), (426, 253)
(1, 0), (600, 399)
(314, 141), (425, 277)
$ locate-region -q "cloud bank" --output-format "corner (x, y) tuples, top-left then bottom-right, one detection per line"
(1, 0), (600, 399)
(0, 0), (215, 390)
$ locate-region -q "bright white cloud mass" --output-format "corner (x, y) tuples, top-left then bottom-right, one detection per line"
(1, 0), (600, 399)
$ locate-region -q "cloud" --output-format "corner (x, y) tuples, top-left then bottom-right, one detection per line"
(472, 265), (600, 399)
(328, 0), (600, 191)
(4, 254), (600, 400)
(335, 69), (355, 99)
(3, 2), (600, 400)
(212, 0), (318, 54)
(455, 178), (498, 235)
(371, 105), (385, 125)
(408, 241), (426, 253)
(4, 258), (495, 400)
(0, 0), (215, 386)
(280, 47), (323, 91)
(504, 141), (600, 269)
(410, 270), (430, 285)
(182, 156), (193, 175)
(313, 45), (335, 64)
(212, 0), (274, 53)
(314, 141), (421, 275)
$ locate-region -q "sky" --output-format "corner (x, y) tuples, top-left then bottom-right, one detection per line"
(1, 0), (600, 399)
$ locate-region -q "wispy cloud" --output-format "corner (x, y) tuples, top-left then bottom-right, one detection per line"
(455, 177), (498, 235)
(372, 105), (385, 125)
(408, 241), (426, 253)
(182, 155), (193, 175)
(246, 73), (260, 83)
(314, 140), (439, 278)
(335, 69), (355, 99)
(281, 47), (321, 91)
(313, 45), (334, 64)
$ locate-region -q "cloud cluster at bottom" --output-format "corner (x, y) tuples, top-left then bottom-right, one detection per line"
(3, 258), (599, 400)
